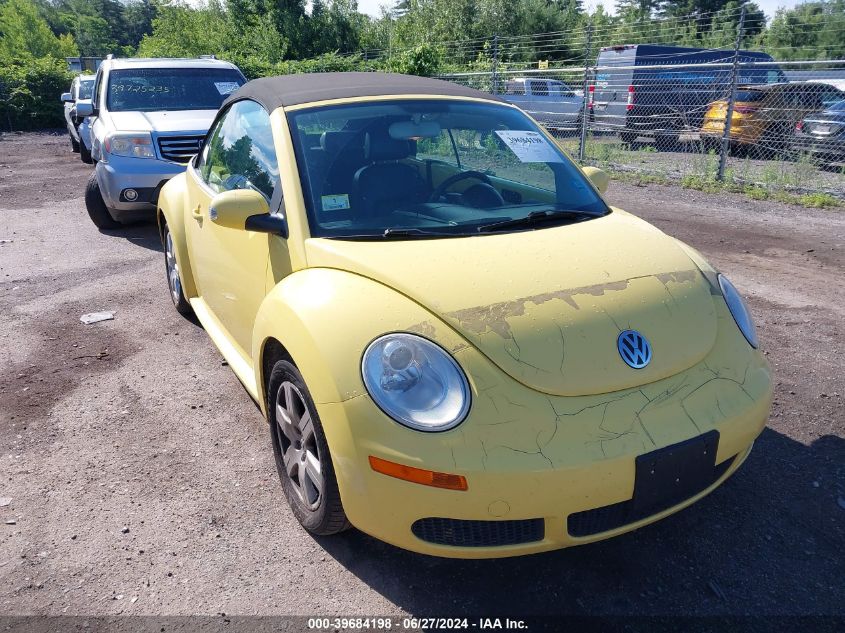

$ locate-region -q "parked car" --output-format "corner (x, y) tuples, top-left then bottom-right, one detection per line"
(83, 56), (246, 230)
(700, 82), (845, 156)
(156, 72), (772, 558)
(793, 99), (845, 167)
(591, 44), (785, 145)
(502, 77), (585, 134)
(60, 74), (95, 154)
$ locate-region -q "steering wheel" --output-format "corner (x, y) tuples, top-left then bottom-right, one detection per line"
(428, 171), (504, 206)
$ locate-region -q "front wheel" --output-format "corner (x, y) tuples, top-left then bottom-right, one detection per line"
(70, 136), (80, 153)
(85, 172), (121, 230)
(268, 360), (349, 536)
(163, 223), (192, 315)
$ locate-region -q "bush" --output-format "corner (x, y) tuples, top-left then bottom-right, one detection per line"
(0, 57), (73, 131)
(387, 44), (444, 77)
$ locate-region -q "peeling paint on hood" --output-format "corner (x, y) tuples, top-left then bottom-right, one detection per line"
(305, 211), (718, 396)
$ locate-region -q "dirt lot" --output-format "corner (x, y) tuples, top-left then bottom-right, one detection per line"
(1, 132), (843, 623)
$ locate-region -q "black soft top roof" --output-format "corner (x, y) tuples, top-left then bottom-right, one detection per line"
(223, 72), (505, 111)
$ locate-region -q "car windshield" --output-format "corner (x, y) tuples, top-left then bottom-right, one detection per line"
(107, 68), (244, 112)
(289, 100), (608, 239)
(78, 79), (94, 100)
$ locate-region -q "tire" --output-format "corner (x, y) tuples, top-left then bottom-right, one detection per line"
(268, 360), (349, 536)
(85, 172), (122, 230)
(70, 136), (80, 153)
(80, 141), (93, 165)
(163, 223), (192, 316)
(620, 131), (638, 145)
(654, 133), (679, 151)
(701, 136), (720, 154)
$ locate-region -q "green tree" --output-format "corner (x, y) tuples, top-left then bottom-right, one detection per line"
(0, 0), (71, 59)
(763, 0), (845, 60)
(138, 0), (229, 58)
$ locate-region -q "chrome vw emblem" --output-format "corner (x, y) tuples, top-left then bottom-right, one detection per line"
(617, 330), (652, 369)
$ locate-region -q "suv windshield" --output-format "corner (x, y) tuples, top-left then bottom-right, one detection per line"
(107, 68), (244, 112)
(289, 100), (608, 239)
(78, 79), (94, 100)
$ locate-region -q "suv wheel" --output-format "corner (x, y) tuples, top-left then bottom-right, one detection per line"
(80, 142), (93, 164)
(70, 136), (80, 153)
(163, 223), (192, 315)
(268, 360), (349, 536)
(85, 173), (122, 230)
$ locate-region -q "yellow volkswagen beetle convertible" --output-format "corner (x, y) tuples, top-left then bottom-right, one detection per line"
(156, 73), (772, 558)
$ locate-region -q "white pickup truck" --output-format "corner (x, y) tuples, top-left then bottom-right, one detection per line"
(502, 77), (585, 135)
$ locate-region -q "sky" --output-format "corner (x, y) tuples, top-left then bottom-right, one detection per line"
(353, 0), (806, 19)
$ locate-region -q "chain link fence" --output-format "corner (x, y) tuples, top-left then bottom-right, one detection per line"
(432, 11), (845, 200)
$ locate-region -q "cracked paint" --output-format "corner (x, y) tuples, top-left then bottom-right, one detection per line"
(445, 278), (632, 339)
(442, 305), (770, 472)
(440, 270), (717, 398)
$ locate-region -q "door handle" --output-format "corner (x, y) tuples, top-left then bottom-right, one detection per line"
(191, 205), (203, 222)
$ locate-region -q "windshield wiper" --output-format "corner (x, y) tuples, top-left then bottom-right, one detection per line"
(326, 228), (467, 240)
(380, 228), (462, 239)
(477, 209), (597, 233)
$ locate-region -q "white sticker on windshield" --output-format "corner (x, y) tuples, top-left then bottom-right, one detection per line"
(495, 130), (563, 163)
(215, 82), (240, 95)
(321, 194), (350, 212)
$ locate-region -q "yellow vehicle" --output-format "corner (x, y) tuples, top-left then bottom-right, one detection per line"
(700, 82), (845, 155)
(157, 73), (772, 558)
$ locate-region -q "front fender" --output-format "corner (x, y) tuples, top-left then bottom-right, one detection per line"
(156, 173), (198, 299)
(251, 268), (469, 412)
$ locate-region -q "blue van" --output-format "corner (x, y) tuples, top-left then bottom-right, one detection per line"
(590, 44), (786, 144)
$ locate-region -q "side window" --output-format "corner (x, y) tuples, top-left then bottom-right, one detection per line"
(198, 100), (279, 201)
(532, 81), (549, 97)
(505, 80), (525, 96)
(92, 68), (103, 109)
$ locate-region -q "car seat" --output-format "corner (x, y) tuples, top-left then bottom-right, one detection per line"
(353, 133), (430, 216)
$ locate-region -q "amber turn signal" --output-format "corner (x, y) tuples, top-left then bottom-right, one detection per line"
(369, 456), (468, 491)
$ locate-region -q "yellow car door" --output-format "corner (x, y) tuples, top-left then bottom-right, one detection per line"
(184, 99), (282, 360)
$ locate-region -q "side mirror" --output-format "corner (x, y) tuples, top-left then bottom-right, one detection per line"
(582, 166), (610, 194)
(60, 92), (73, 103)
(209, 188), (285, 234)
(75, 101), (93, 117)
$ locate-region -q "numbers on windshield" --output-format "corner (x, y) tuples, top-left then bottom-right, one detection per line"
(111, 84), (171, 94)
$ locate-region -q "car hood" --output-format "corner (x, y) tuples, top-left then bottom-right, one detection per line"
(108, 110), (217, 134)
(305, 211), (719, 397)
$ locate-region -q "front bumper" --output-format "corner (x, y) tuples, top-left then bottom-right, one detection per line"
(318, 305), (772, 558)
(95, 157), (187, 221)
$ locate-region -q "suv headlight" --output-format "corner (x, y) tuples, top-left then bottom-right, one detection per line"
(104, 132), (155, 159)
(362, 333), (471, 432)
(718, 274), (758, 348)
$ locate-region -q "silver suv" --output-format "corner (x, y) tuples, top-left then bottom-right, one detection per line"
(83, 57), (246, 229)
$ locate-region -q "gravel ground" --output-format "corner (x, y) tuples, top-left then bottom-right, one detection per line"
(0, 132), (843, 622)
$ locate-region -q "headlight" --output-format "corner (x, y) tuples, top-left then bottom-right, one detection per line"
(104, 133), (155, 159)
(362, 333), (471, 432)
(718, 274), (758, 348)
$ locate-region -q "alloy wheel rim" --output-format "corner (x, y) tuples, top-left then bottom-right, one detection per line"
(165, 231), (182, 305)
(275, 381), (324, 511)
